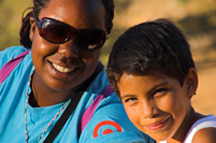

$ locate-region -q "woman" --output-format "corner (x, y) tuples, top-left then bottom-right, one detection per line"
(0, 0), (153, 142)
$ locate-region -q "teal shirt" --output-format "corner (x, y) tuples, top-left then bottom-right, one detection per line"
(0, 46), (154, 143)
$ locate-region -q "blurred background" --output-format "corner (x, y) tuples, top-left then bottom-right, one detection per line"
(0, 0), (216, 115)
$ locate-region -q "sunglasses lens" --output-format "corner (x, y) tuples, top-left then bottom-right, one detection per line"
(40, 21), (71, 44)
(37, 17), (106, 49)
(77, 29), (106, 50)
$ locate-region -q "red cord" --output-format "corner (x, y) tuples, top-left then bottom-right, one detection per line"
(182, 113), (197, 142)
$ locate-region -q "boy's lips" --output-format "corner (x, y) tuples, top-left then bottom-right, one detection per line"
(145, 117), (170, 131)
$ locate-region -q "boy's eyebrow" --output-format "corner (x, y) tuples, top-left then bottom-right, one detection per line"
(149, 82), (169, 91)
(120, 82), (170, 99)
(121, 94), (136, 99)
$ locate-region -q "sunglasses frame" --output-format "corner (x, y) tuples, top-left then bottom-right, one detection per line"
(33, 15), (107, 50)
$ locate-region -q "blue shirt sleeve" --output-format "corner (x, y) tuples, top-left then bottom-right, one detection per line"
(0, 46), (27, 69)
(79, 101), (154, 143)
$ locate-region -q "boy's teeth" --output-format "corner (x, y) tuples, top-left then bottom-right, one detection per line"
(52, 63), (74, 73)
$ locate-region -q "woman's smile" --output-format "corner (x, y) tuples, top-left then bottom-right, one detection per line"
(52, 63), (75, 73)
(48, 60), (79, 80)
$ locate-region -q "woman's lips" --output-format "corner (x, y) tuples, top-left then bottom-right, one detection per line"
(52, 63), (75, 73)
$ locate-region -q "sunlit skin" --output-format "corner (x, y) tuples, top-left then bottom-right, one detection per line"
(29, 0), (106, 106)
(118, 69), (198, 142)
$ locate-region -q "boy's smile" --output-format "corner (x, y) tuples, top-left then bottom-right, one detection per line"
(118, 71), (192, 141)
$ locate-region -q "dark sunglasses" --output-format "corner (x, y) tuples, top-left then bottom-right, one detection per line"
(33, 15), (107, 50)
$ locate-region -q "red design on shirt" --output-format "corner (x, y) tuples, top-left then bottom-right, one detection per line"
(93, 120), (123, 138)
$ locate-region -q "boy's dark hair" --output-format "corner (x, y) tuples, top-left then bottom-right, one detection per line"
(19, 0), (114, 49)
(107, 19), (195, 97)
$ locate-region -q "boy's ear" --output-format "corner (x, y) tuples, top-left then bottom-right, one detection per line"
(29, 17), (36, 42)
(186, 68), (198, 98)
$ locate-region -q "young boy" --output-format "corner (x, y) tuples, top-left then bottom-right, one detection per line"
(107, 19), (216, 143)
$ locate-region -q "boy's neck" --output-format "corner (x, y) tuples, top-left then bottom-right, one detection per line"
(167, 107), (196, 143)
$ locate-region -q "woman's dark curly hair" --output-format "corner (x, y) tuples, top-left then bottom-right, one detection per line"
(19, 0), (114, 49)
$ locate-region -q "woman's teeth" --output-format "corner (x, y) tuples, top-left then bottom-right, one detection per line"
(52, 63), (74, 73)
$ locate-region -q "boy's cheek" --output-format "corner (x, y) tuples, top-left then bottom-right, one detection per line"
(124, 106), (140, 125)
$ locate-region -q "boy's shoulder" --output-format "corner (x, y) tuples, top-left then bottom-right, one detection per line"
(192, 127), (216, 143)
(187, 114), (216, 143)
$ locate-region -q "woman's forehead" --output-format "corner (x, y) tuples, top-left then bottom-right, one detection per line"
(39, 0), (105, 29)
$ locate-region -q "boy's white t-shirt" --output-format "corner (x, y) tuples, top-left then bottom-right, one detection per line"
(184, 114), (216, 142)
(159, 114), (216, 143)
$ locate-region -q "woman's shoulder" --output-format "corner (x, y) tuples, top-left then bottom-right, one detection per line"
(1, 46), (28, 55)
(0, 46), (28, 68)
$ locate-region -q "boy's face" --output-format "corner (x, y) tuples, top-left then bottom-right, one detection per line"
(118, 71), (193, 141)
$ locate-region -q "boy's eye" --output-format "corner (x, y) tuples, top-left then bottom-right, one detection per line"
(124, 97), (137, 103)
(153, 88), (167, 97)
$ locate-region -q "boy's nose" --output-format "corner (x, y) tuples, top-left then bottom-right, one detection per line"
(58, 39), (79, 58)
(141, 100), (158, 118)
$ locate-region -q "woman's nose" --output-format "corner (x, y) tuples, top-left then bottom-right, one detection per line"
(58, 39), (79, 58)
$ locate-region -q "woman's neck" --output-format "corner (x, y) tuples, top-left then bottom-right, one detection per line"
(30, 72), (79, 107)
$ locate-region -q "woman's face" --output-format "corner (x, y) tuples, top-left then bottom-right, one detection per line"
(30, 0), (105, 91)
(118, 72), (193, 141)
